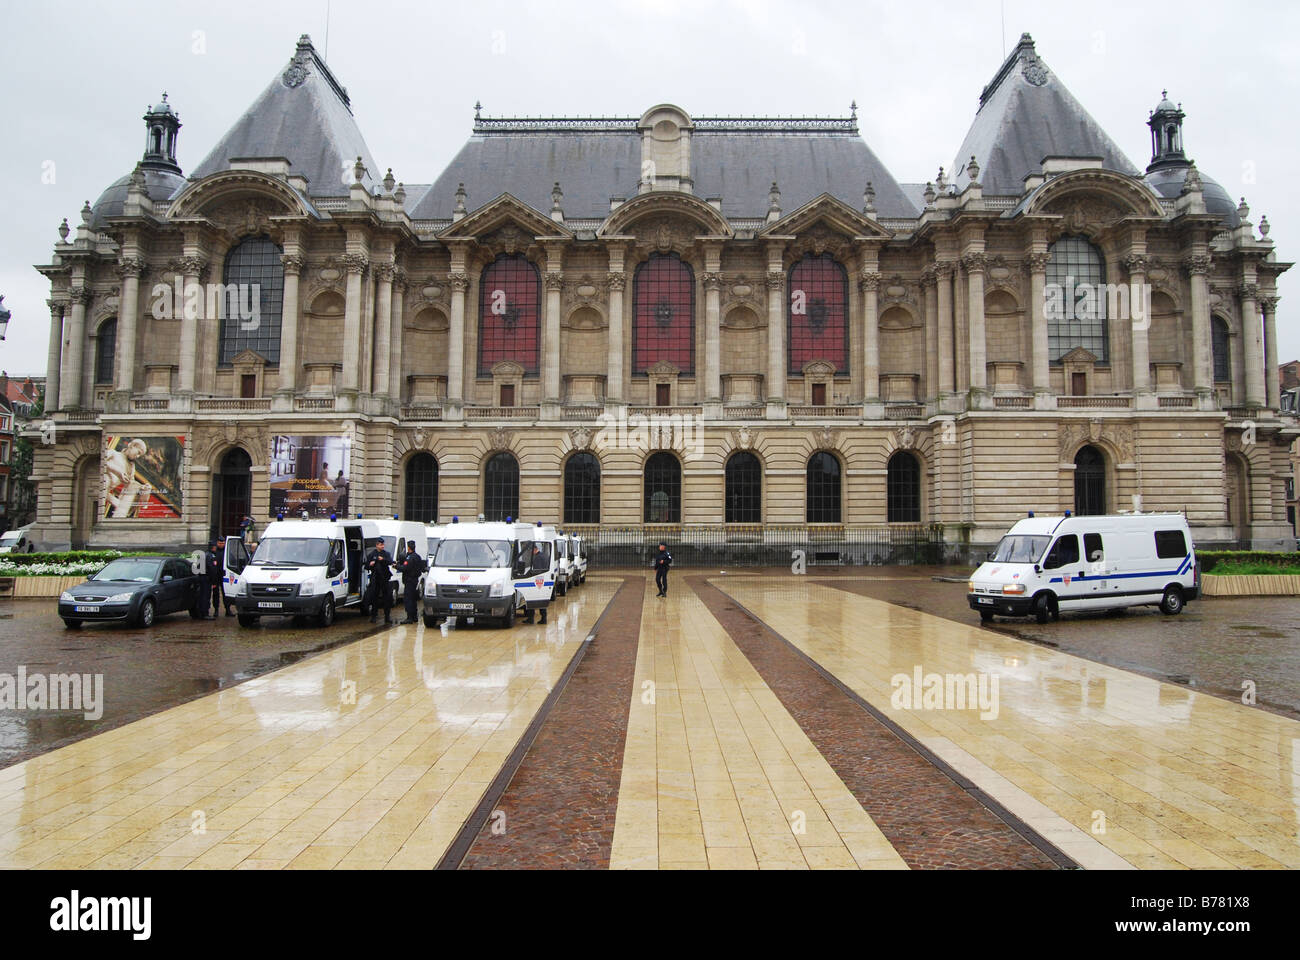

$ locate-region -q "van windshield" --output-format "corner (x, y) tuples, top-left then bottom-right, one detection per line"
(0, 536), (20, 547)
(251, 537), (331, 567)
(434, 539), (511, 569)
(991, 535), (1051, 564)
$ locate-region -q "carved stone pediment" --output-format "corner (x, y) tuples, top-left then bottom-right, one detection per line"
(801, 360), (837, 377)
(231, 349), (267, 368)
(1059, 347), (1099, 365)
(491, 360), (525, 378)
(487, 426), (513, 452)
(787, 224), (852, 264)
(646, 360), (681, 378)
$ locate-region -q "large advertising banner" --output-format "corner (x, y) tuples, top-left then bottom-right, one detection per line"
(269, 435), (352, 520)
(101, 436), (185, 519)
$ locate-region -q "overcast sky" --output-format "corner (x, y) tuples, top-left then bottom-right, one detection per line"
(1, 0), (1296, 379)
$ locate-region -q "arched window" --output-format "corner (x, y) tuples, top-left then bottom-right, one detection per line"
(643, 452), (681, 523)
(806, 452), (842, 524)
(95, 318), (117, 384)
(1074, 445), (1106, 516)
(404, 454), (439, 523)
(483, 452), (519, 522)
(788, 253), (849, 374)
(564, 453), (601, 525)
(221, 235), (284, 364)
(1212, 316), (1231, 382)
(213, 447), (252, 539)
(1046, 236), (1108, 363)
(887, 451), (921, 523)
(479, 254), (541, 375)
(633, 253), (694, 374)
(725, 452), (761, 523)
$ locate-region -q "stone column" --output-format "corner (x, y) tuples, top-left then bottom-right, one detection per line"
(389, 268), (406, 403)
(921, 269), (938, 399)
(1262, 296), (1280, 410)
(935, 262), (955, 394)
(605, 265), (625, 403)
(1240, 282), (1264, 407)
(278, 254), (304, 395)
(447, 271), (467, 405)
(765, 241), (786, 413)
(543, 246), (564, 404)
(1126, 255), (1152, 399)
(372, 261), (394, 397)
(964, 253), (987, 392)
(703, 247), (723, 409)
(61, 286), (90, 409)
(341, 254), (368, 393)
(177, 256), (206, 393)
(860, 271), (881, 403)
(1185, 254), (1213, 397)
(113, 257), (144, 396)
(45, 299), (65, 411)
(1027, 253), (1050, 396)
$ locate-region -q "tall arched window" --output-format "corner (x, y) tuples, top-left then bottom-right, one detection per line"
(404, 454), (439, 523)
(644, 452), (681, 523)
(887, 451), (921, 523)
(725, 452), (761, 523)
(1046, 235), (1108, 363)
(1074, 445), (1106, 516)
(564, 453), (601, 525)
(1212, 316), (1231, 382)
(483, 452), (519, 521)
(479, 254), (541, 375)
(633, 253), (694, 374)
(806, 452), (842, 523)
(788, 253), (849, 373)
(94, 318), (117, 384)
(221, 235), (284, 364)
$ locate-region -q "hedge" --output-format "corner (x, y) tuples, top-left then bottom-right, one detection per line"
(1198, 550), (1300, 574)
(0, 550), (180, 578)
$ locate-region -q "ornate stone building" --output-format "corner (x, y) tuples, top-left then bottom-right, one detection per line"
(30, 33), (1297, 553)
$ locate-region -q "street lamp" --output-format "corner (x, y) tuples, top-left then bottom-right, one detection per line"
(0, 296), (9, 341)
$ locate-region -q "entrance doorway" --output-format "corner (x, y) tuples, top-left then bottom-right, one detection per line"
(212, 448), (252, 539)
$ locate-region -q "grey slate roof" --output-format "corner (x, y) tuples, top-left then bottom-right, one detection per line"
(91, 167), (188, 231)
(1145, 166), (1240, 228)
(190, 35), (378, 196)
(951, 34), (1139, 195)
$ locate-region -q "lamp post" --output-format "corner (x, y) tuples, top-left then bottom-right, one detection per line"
(0, 296), (9, 341)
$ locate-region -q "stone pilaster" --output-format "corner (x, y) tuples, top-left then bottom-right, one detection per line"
(340, 253), (368, 393)
(114, 257), (145, 396)
(1239, 281), (1264, 407)
(278, 254), (304, 396)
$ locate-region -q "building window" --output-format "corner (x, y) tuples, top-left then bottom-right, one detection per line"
(788, 254), (849, 374)
(725, 452), (761, 523)
(1074, 445), (1105, 516)
(479, 255), (541, 376)
(1046, 236), (1108, 363)
(564, 452), (601, 525)
(1212, 316), (1231, 382)
(221, 236), (284, 365)
(95, 318), (117, 384)
(644, 452), (681, 523)
(404, 453), (439, 523)
(483, 452), (519, 521)
(887, 451), (921, 523)
(806, 452), (842, 523)
(633, 253), (694, 374)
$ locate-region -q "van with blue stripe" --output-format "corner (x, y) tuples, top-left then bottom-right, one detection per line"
(968, 512), (1199, 624)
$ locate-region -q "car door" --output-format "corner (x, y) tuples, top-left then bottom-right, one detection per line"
(159, 559), (187, 613)
(1043, 534), (1086, 607)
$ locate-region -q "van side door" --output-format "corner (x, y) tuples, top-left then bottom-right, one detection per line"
(1042, 534), (1085, 603)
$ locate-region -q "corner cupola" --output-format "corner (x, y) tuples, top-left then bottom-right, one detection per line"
(142, 93), (182, 175)
(1146, 91), (1186, 172)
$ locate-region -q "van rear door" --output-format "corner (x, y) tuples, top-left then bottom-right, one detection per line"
(344, 525), (364, 600)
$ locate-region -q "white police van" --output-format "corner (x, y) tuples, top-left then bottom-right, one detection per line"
(362, 518), (428, 612)
(570, 534), (588, 585)
(554, 533), (576, 596)
(424, 519), (558, 628)
(968, 512), (1199, 623)
(227, 517), (377, 628)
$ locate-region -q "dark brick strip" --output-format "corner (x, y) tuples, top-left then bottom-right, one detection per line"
(445, 576), (646, 869)
(690, 576), (1073, 870)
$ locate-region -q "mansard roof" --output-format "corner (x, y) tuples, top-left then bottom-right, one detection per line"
(951, 33), (1139, 195)
(190, 35), (379, 197)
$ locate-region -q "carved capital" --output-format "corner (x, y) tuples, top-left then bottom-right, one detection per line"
(1124, 254), (1149, 275)
(116, 257), (146, 279)
(935, 260), (956, 280)
(1259, 296), (1280, 314)
(280, 254), (306, 276)
(448, 272), (470, 293)
(1238, 283), (1260, 302)
(1182, 254), (1212, 276)
(67, 287), (93, 306)
(178, 256), (208, 279)
(765, 271), (785, 291)
(392, 267), (409, 291)
(919, 267), (938, 289)
(606, 273), (626, 293)
(858, 272), (882, 292)
(341, 254), (369, 276)
(544, 272), (565, 292)
(372, 261), (395, 283)
(1024, 253), (1051, 275)
(702, 272), (723, 292)
(961, 253), (987, 274)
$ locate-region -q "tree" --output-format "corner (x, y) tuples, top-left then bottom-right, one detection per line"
(8, 386), (43, 527)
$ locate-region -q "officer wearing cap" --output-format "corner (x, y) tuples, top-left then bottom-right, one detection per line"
(364, 537), (395, 624)
(396, 541), (427, 625)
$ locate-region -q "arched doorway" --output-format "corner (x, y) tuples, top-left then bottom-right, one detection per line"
(72, 456), (101, 549)
(1074, 445), (1106, 516)
(1225, 454), (1250, 545)
(212, 448), (252, 539)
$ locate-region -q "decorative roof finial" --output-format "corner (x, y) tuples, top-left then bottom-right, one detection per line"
(1259, 215), (1270, 238)
(1237, 196), (1250, 222)
(966, 155), (981, 184)
(453, 182), (468, 219)
(474, 100), (482, 121)
(58, 218), (70, 242)
(936, 166), (947, 193)
(394, 182), (406, 205)
(923, 182), (937, 206)
(383, 168), (396, 194)
(863, 181), (876, 215)
(768, 181), (781, 210)
(80, 200), (92, 225)
(353, 156), (365, 185)
(850, 99), (857, 119)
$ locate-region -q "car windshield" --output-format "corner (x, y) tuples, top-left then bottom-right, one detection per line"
(251, 537), (331, 567)
(434, 539), (511, 569)
(990, 535), (1051, 564)
(0, 536), (20, 547)
(92, 559), (162, 582)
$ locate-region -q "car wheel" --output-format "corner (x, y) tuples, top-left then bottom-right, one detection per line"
(423, 614), (439, 629)
(318, 596), (336, 628)
(1160, 586), (1184, 616)
(62, 619), (82, 629)
(979, 609), (994, 622)
(502, 600), (516, 629)
(237, 614), (258, 628)
(1033, 593), (1054, 625)
(137, 598), (156, 628)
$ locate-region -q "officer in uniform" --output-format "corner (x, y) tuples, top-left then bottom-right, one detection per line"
(396, 541), (427, 625)
(653, 542), (673, 598)
(203, 540), (223, 618)
(521, 542), (549, 625)
(364, 537), (395, 624)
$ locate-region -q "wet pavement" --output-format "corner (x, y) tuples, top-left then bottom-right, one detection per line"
(0, 598), (390, 768)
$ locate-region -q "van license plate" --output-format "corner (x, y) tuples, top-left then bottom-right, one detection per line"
(258, 601), (283, 609)
(450, 603), (475, 611)
(978, 598), (993, 605)
(74, 605), (100, 613)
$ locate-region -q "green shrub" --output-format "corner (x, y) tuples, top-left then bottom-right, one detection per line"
(1198, 550), (1300, 574)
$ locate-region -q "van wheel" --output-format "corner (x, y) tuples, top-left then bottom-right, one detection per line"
(318, 596), (336, 628)
(502, 601), (516, 629)
(423, 614), (439, 629)
(1034, 593), (1057, 624)
(979, 609), (994, 622)
(1160, 586), (1184, 616)
(557, 580), (567, 597)
(237, 614), (258, 628)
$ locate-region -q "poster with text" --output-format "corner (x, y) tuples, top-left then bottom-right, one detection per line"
(269, 435), (352, 520)
(101, 436), (185, 519)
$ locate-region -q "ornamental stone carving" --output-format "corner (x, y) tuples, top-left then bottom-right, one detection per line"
(1182, 254), (1212, 276)
(733, 426), (754, 450)
(606, 273), (626, 293)
(487, 426), (513, 452)
(178, 256), (208, 278)
(1238, 283), (1260, 301)
(702, 272), (723, 292)
(935, 261), (957, 281)
(116, 257), (145, 279)
(67, 287), (93, 306)
(893, 426), (917, 451)
(564, 274), (607, 308)
(858, 272), (882, 292)
(280, 254), (305, 276)
(1124, 255), (1149, 275)
(816, 427), (838, 451)
(372, 262), (395, 283)
(1024, 253), (1051, 274)
(341, 254), (369, 276)
(543, 272), (565, 292)
(765, 271), (785, 291)
(961, 253), (987, 273)
(569, 426), (593, 451)
(447, 272), (470, 293)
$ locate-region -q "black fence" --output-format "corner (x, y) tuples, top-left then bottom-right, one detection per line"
(565, 524), (962, 568)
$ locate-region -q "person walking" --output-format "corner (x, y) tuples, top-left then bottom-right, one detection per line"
(203, 540), (223, 619)
(364, 537), (395, 624)
(653, 542), (673, 598)
(396, 541), (427, 625)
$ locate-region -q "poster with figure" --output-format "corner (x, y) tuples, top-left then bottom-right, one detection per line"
(101, 436), (185, 519)
(269, 435), (352, 519)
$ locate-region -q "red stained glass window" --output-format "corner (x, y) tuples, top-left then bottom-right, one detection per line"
(479, 255), (541, 376)
(633, 253), (694, 374)
(788, 254), (849, 374)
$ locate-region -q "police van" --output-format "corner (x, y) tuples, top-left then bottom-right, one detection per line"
(226, 517), (378, 628)
(968, 512), (1199, 623)
(424, 519), (558, 628)
(554, 533), (576, 596)
(570, 534), (588, 585)
(425, 524), (446, 562)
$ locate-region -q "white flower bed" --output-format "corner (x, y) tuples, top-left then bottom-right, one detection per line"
(0, 560), (113, 577)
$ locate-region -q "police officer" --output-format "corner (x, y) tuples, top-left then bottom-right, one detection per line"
(522, 543), (549, 625)
(653, 542), (673, 598)
(396, 541), (426, 625)
(364, 537), (395, 624)
(203, 540), (223, 619)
